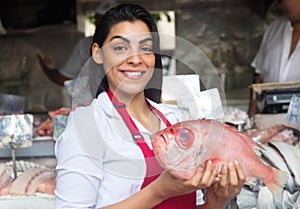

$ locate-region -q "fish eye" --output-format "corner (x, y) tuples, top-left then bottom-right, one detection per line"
(176, 127), (194, 149)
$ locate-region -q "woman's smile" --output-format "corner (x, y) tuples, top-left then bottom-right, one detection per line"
(119, 69), (146, 79)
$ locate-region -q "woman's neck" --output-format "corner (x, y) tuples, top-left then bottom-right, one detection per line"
(110, 89), (160, 133)
(129, 103), (160, 134)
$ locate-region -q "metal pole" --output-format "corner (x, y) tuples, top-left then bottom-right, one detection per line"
(10, 143), (17, 180)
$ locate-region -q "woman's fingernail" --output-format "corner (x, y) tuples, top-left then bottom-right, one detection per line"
(215, 165), (221, 173)
(207, 160), (212, 166)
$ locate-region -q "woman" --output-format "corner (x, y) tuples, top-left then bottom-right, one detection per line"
(55, 4), (245, 209)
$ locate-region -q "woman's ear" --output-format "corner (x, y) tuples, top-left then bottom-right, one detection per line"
(92, 43), (103, 64)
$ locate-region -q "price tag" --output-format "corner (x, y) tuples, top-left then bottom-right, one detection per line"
(0, 114), (33, 148)
(286, 95), (300, 129)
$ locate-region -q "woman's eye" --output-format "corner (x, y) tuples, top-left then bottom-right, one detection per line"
(176, 128), (194, 149)
(141, 46), (153, 53)
(114, 45), (127, 51)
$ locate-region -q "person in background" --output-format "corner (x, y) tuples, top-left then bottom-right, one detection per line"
(55, 4), (245, 209)
(248, 0), (300, 117)
(37, 0), (117, 86)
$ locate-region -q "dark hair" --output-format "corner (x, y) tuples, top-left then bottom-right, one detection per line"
(93, 4), (162, 103)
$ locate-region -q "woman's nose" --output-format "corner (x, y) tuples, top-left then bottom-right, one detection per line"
(127, 53), (142, 65)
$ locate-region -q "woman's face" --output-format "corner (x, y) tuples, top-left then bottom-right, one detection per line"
(100, 20), (156, 96)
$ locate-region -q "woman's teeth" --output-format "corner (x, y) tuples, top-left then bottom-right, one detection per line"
(124, 71), (143, 78)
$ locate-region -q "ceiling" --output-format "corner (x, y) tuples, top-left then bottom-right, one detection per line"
(0, 0), (280, 29)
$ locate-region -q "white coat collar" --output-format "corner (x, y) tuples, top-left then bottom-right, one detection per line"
(93, 91), (177, 119)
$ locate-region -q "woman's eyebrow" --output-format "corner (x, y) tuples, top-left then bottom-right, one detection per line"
(110, 36), (153, 44)
(110, 35), (130, 43)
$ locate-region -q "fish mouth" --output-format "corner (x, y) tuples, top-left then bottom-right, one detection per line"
(160, 134), (168, 146)
(151, 132), (168, 147)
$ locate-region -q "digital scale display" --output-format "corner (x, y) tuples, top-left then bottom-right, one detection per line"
(266, 93), (300, 105)
(262, 88), (300, 114)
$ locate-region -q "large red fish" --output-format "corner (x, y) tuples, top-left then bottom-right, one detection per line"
(150, 119), (289, 201)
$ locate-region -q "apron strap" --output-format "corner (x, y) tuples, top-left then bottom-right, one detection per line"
(107, 90), (196, 209)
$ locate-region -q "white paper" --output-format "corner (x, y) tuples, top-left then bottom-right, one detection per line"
(161, 74), (200, 103)
(286, 95), (300, 130)
(177, 88), (224, 121)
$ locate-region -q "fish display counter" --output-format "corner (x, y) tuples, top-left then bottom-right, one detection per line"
(0, 111), (60, 209)
(1, 89), (300, 208)
(0, 158), (56, 209)
(230, 97), (300, 208)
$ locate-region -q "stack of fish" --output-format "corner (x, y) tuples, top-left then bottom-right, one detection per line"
(238, 125), (300, 209)
(0, 160), (56, 196)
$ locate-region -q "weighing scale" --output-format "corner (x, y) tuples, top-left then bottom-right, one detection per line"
(263, 88), (300, 113)
(251, 81), (300, 114)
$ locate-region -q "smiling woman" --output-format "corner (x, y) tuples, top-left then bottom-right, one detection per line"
(92, 5), (163, 104)
(54, 3), (245, 209)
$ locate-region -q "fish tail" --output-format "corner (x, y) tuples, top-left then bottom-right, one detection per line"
(264, 167), (289, 202)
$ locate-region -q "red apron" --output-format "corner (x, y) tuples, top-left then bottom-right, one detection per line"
(107, 90), (196, 209)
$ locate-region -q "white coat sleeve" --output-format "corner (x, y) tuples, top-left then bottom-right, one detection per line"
(55, 110), (104, 209)
(251, 21), (276, 75)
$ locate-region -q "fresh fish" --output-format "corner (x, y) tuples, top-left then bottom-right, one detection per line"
(260, 143), (296, 193)
(257, 186), (299, 209)
(150, 119), (289, 201)
(236, 187), (258, 209)
(269, 141), (300, 187)
(282, 190), (300, 209)
(257, 186), (275, 209)
(295, 191), (300, 208)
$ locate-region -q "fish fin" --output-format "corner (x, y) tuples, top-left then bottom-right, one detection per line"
(223, 121), (266, 155)
(223, 122), (268, 161)
(253, 146), (263, 158)
(264, 167), (289, 202)
(245, 177), (258, 186)
(238, 132), (266, 158)
(223, 121), (264, 150)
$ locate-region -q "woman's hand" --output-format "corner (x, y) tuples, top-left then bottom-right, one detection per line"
(149, 160), (220, 201)
(202, 160), (246, 209)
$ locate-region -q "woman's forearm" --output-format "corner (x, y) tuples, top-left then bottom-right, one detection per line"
(99, 183), (167, 209)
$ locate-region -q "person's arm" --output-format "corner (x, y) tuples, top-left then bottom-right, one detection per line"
(36, 54), (71, 86)
(100, 161), (245, 209)
(197, 160), (245, 209)
(99, 161), (221, 209)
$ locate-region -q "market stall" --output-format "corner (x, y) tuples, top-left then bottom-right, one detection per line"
(0, 98), (66, 209)
(1, 77), (300, 209)
(0, 0), (299, 207)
